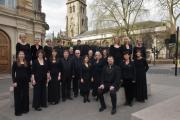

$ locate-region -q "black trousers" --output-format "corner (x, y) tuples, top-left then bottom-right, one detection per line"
(14, 82), (29, 115)
(123, 79), (135, 104)
(48, 79), (60, 103)
(92, 75), (101, 97)
(33, 81), (47, 109)
(62, 76), (72, 99)
(98, 84), (117, 109)
(73, 75), (80, 96)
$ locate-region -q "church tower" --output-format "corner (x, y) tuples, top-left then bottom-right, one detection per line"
(66, 0), (88, 38)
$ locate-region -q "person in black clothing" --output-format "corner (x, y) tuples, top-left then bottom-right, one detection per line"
(48, 49), (61, 105)
(54, 40), (64, 58)
(44, 39), (53, 60)
(69, 47), (74, 59)
(92, 51), (106, 100)
(109, 36), (123, 66)
(72, 50), (82, 97)
(88, 49), (95, 65)
(31, 39), (43, 61)
(98, 56), (121, 115)
(60, 50), (73, 101)
(73, 40), (82, 53)
(12, 51), (31, 116)
(121, 37), (133, 55)
(32, 50), (49, 111)
(133, 39), (146, 60)
(16, 33), (31, 63)
(121, 51), (136, 107)
(80, 55), (93, 103)
(134, 50), (149, 102)
(102, 49), (108, 65)
(81, 44), (90, 57)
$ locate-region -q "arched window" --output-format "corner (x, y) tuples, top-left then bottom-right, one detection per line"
(82, 19), (84, 26)
(70, 6), (72, 13)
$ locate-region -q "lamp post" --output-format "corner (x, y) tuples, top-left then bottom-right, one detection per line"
(175, 27), (179, 76)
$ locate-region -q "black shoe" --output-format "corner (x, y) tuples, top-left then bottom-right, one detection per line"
(99, 106), (106, 112)
(111, 108), (116, 115)
(35, 108), (42, 111)
(67, 97), (73, 100)
(83, 98), (87, 103)
(62, 98), (66, 102)
(22, 110), (29, 114)
(87, 98), (90, 102)
(129, 102), (133, 107)
(74, 94), (78, 98)
(15, 113), (22, 116)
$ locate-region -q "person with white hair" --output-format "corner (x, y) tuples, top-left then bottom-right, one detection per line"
(92, 51), (106, 100)
(16, 33), (31, 63)
(31, 38), (43, 61)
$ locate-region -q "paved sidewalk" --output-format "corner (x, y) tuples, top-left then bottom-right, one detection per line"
(0, 65), (179, 120)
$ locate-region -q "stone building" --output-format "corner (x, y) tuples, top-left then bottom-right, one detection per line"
(0, 0), (48, 73)
(66, 0), (88, 38)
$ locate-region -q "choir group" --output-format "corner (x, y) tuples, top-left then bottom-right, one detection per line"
(12, 34), (149, 116)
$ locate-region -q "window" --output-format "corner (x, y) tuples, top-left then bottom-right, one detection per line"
(0, 0), (5, 5)
(70, 7), (72, 13)
(82, 19), (84, 26)
(0, 0), (16, 9)
(73, 5), (75, 12)
(33, 0), (41, 11)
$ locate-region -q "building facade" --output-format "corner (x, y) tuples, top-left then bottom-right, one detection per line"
(0, 0), (48, 73)
(66, 0), (88, 38)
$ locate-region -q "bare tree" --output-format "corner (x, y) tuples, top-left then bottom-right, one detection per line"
(158, 0), (180, 34)
(90, 0), (147, 36)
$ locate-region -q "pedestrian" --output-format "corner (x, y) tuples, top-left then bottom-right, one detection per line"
(16, 33), (31, 63)
(109, 36), (123, 66)
(32, 50), (49, 111)
(80, 55), (93, 103)
(72, 50), (82, 97)
(48, 49), (61, 105)
(121, 51), (136, 107)
(31, 39), (43, 61)
(12, 51), (31, 116)
(98, 56), (121, 115)
(134, 50), (149, 102)
(60, 50), (73, 101)
(92, 51), (105, 100)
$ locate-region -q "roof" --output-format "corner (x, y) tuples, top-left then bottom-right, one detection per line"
(73, 21), (166, 38)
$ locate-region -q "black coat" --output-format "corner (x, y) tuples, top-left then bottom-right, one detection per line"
(121, 44), (133, 55)
(54, 46), (64, 58)
(120, 61), (136, 82)
(59, 58), (73, 79)
(101, 65), (121, 89)
(133, 46), (146, 60)
(16, 43), (31, 62)
(31, 45), (43, 60)
(44, 45), (52, 60)
(72, 57), (82, 76)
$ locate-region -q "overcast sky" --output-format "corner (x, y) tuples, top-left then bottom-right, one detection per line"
(42, 0), (179, 36)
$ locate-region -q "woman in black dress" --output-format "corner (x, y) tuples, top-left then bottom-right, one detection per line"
(16, 34), (31, 63)
(32, 50), (49, 111)
(109, 36), (123, 66)
(121, 37), (133, 56)
(121, 51), (136, 106)
(80, 55), (93, 103)
(44, 40), (53, 60)
(133, 39), (146, 60)
(48, 49), (61, 105)
(92, 51), (105, 100)
(134, 50), (149, 102)
(12, 51), (31, 116)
